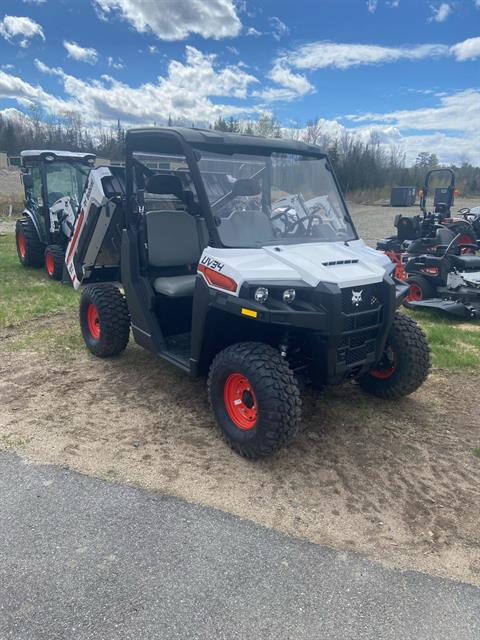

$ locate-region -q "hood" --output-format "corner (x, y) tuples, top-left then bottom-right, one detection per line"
(202, 240), (393, 293)
(262, 240), (391, 288)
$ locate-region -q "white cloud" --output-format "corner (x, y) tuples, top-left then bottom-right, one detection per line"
(9, 47), (259, 126)
(1, 64), (15, 71)
(367, 0), (378, 13)
(92, 0), (242, 40)
(269, 16), (289, 41)
(0, 15), (45, 48)
(22, 0), (47, 4)
(148, 45), (159, 54)
(63, 40), (98, 64)
(451, 36), (480, 61)
(255, 61), (313, 102)
(287, 41), (449, 70)
(107, 56), (125, 69)
(428, 3), (452, 22)
(227, 45), (240, 55)
(246, 27), (262, 36)
(476, 0), (480, 7)
(345, 89), (480, 134)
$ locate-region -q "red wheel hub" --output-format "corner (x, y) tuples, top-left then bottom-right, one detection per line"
(87, 303), (101, 340)
(406, 282), (423, 302)
(18, 231), (26, 258)
(370, 349), (397, 380)
(457, 233), (474, 254)
(45, 251), (54, 276)
(224, 373), (258, 430)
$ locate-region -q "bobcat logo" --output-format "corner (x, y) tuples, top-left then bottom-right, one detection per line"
(351, 290), (363, 307)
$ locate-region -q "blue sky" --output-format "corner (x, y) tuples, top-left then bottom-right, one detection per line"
(0, 0), (479, 163)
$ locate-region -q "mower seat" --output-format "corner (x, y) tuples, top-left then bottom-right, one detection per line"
(449, 254), (480, 270)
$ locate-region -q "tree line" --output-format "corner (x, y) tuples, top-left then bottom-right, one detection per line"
(1, 110), (479, 196)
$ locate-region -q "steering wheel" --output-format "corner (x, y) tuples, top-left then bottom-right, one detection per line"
(286, 213), (323, 236)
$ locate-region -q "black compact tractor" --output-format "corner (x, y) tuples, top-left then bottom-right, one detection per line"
(66, 127), (431, 459)
(377, 168), (478, 281)
(15, 150), (95, 279)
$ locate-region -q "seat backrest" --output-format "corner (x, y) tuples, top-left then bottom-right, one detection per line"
(145, 210), (203, 267)
(395, 215), (419, 241)
(218, 210), (275, 247)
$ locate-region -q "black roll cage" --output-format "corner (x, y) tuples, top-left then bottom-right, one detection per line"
(125, 127), (358, 248)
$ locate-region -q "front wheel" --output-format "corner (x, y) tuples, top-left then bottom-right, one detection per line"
(403, 275), (436, 306)
(80, 284), (130, 357)
(45, 244), (65, 281)
(358, 314), (430, 400)
(208, 342), (301, 459)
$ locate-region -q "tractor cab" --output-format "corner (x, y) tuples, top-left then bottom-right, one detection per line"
(16, 150), (96, 279)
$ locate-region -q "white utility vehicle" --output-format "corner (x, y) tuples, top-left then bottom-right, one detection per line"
(67, 128), (430, 458)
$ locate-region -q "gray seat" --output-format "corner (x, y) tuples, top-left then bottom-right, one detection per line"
(153, 274), (196, 297)
(218, 210), (275, 247)
(145, 209), (206, 297)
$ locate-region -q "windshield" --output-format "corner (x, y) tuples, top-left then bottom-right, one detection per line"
(45, 162), (90, 207)
(196, 151), (356, 247)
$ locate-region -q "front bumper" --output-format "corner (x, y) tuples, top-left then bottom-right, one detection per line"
(209, 276), (407, 384)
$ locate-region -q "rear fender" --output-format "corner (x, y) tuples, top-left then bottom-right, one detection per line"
(22, 208), (46, 243)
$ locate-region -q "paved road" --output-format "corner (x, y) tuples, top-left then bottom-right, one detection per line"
(0, 453), (478, 640)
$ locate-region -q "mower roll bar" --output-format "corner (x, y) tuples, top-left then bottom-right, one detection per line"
(419, 168), (455, 217)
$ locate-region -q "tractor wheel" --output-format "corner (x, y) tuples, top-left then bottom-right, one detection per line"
(80, 284), (130, 357)
(208, 342), (301, 459)
(358, 313), (430, 400)
(404, 275), (436, 305)
(44, 244), (65, 281)
(15, 217), (44, 267)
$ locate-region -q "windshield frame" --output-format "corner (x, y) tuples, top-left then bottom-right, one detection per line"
(125, 129), (358, 249)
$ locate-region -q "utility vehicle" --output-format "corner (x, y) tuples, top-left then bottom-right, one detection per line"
(67, 127), (430, 459)
(15, 150), (96, 279)
(377, 169), (477, 280)
(404, 228), (480, 319)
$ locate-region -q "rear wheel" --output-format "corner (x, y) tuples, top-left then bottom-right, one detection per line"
(15, 217), (44, 267)
(447, 222), (476, 254)
(44, 244), (65, 280)
(404, 275), (436, 305)
(80, 284), (130, 357)
(208, 342), (301, 459)
(358, 313), (430, 399)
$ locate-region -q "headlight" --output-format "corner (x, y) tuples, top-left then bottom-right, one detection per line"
(282, 289), (296, 304)
(254, 287), (269, 303)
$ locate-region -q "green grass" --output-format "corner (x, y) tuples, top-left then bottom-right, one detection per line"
(0, 232), (79, 328)
(404, 308), (480, 371)
(474, 448), (480, 459)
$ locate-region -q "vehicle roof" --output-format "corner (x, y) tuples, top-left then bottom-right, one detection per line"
(21, 150), (96, 162)
(126, 126), (326, 157)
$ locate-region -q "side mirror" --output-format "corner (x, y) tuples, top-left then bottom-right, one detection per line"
(232, 178), (261, 197)
(22, 173), (34, 190)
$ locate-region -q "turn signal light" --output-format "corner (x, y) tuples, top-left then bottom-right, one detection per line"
(198, 264), (237, 292)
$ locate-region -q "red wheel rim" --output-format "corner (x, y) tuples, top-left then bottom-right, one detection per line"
(18, 231), (26, 258)
(45, 251), (54, 276)
(224, 373), (258, 430)
(87, 303), (101, 340)
(406, 282), (423, 302)
(370, 349), (397, 380)
(457, 233), (474, 254)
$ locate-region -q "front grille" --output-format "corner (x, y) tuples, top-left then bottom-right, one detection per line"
(337, 283), (385, 368)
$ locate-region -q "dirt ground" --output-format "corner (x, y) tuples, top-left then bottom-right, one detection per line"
(1, 312), (479, 587)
